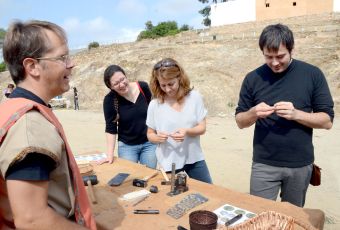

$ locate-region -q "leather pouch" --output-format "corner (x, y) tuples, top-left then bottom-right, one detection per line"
(310, 164), (321, 186)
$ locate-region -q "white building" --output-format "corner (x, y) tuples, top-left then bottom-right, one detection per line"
(211, 0), (256, 27)
(211, 0), (340, 27)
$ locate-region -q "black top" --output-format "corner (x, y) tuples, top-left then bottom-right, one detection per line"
(103, 81), (151, 145)
(6, 87), (55, 180)
(235, 59), (334, 167)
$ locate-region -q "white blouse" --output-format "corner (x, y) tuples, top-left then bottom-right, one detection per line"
(146, 90), (207, 171)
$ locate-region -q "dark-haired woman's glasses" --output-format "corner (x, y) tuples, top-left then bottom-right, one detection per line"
(154, 61), (178, 70)
(111, 77), (127, 88)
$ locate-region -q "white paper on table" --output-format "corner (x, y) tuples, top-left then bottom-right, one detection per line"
(213, 203), (256, 227)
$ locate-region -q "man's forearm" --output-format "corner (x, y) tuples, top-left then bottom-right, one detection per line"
(294, 110), (333, 129)
(235, 109), (257, 129)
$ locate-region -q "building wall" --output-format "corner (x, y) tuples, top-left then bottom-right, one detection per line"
(334, 0), (340, 11)
(210, 0), (256, 27)
(256, 0), (334, 21)
(210, 0), (336, 27)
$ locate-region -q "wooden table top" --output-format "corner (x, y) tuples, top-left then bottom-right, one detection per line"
(84, 157), (324, 230)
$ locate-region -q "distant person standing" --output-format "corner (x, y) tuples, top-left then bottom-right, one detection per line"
(73, 87), (79, 110)
(235, 23), (334, 207)
(4, 83), (15, 98)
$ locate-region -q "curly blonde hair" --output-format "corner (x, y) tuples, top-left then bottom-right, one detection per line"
(150, 58), (191, 103)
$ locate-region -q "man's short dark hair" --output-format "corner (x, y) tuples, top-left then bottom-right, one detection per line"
(259, 23), (294, 53)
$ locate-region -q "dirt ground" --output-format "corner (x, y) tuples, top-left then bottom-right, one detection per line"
(55, 109), (340, 230)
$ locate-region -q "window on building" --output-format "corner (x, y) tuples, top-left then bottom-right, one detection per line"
(266, 3), (270, 7)
(293, 2), (296, 6)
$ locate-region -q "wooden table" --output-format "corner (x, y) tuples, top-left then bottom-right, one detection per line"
(87, 157), (324, 230)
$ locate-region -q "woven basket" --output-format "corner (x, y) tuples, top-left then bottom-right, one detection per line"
(222, 211), (316, 230)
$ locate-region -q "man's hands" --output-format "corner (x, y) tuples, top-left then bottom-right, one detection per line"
(274, 101), (296, 120)
(253, 102), (275, 118)
(254, 101), (296, 120)
(236, 101), (294, 129)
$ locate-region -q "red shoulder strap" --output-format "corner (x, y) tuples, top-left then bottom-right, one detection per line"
(0, 98), (96, 229)
(136, 82), (150, 104)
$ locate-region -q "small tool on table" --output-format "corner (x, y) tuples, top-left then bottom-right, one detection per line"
(133, 170), (158, 187)
(133, 209), (159, 214)
(82, 175), (98, 204)
(225, 213), (243, 226)
(160, 167), (171, 185)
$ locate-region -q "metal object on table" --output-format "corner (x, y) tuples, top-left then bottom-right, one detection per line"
(133, 209), (159, 214)
(132, 170), (158, 187)
(170, 163), (176, 193)
(167, 163), (189, 196)
(175, 172), (189, 194)
(166, 193), (209, 219)
(225, 214), (243, 226)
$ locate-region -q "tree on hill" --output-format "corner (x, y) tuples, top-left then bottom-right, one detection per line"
(88, 41), (100, 50)
(198, 0), (227, 26)
(0, 28), (6, 72)
(0, 28), (5, 39)
(0, 62), (6, 72)
(137, 21), (190, 41)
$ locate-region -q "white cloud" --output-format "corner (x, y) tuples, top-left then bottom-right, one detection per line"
(189, 15), (205, 29)
(63, 18), (80, 30)
(150, 0), (204, 29)
(62, 17), (141, 49)
(116, 0), (147, 16)
(155, 0), (201, 17)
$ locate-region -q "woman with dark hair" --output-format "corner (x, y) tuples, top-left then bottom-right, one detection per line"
(98, 64), (157, 168)
(146, 58), (212, 183)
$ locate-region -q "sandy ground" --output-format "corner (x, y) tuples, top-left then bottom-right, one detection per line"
(54, 109), (340, 230)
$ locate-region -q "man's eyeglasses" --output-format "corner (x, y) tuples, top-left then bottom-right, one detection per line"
(154, 60), (178, 70)
(36, 54), (72, 67)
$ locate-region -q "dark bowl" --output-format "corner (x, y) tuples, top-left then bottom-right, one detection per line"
(189, 210), (218, 230)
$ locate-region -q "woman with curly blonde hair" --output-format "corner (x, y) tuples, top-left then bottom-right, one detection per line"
(146, 58), (212, 183)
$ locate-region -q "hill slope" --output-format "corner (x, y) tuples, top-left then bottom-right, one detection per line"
(1, 13), (339, 115)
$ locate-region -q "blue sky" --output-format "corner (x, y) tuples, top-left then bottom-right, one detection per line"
(0, 0), (206, 49)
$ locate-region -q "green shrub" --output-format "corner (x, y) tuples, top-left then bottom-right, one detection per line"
(180, 24), (190, 31)
(0, 28), (6, 39)
(137, 21), (191, 41)
(88, 41), (99, 50)
(0, 62), (6, 72)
